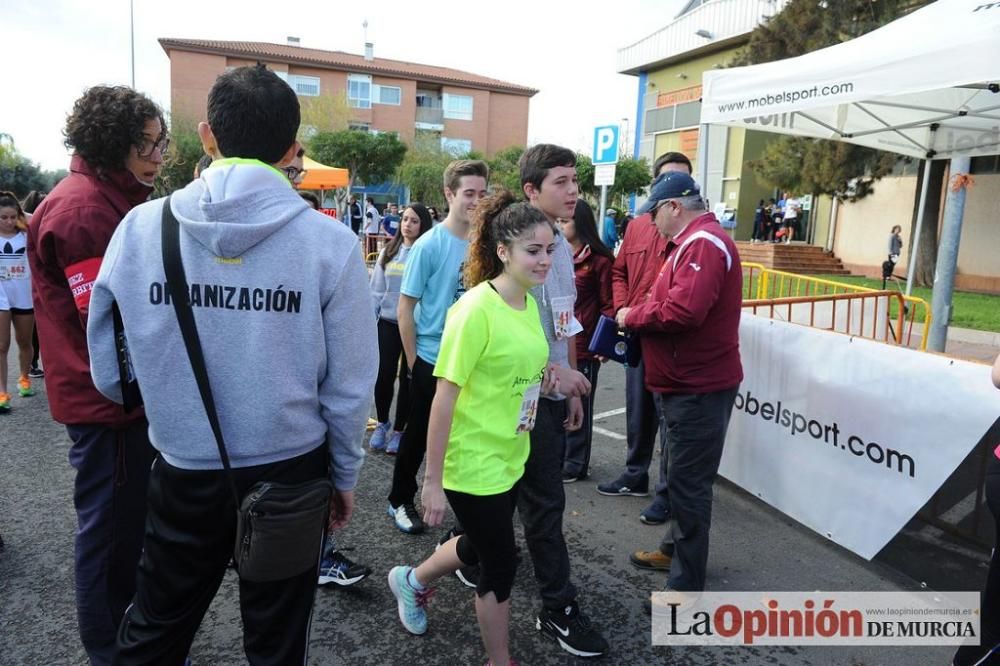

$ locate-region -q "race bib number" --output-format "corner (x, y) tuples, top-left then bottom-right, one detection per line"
(550, 296), (583, 340)
(0, 257), (26, 280)
(516, 384), (541, 434)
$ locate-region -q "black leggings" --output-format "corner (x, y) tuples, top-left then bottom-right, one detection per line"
(446, 484), (520, 603)
(954, 471), (1000, 665)
(374, 318), (410, 431)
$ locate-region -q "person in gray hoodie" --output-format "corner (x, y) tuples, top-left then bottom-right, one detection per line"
(86, 64), (377, 664)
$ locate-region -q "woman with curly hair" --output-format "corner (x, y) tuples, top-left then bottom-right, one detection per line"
(0, 192), (34, 412)
(387, 192), (555, 666)
(25, 85), (164, 664)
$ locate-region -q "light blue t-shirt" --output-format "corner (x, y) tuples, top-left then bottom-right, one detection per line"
(400, 223), (469, 364)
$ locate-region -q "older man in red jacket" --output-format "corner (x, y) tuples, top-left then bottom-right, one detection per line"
(597, 152), (692, 527)
(616, 171), (742, 594)
(27, 86), (165, 664)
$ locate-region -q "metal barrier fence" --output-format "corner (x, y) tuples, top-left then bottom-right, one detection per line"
(744, 290), (906, 346)
(742, 262), (932, 350)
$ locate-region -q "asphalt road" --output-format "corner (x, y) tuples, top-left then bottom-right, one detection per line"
(0, 350), (985, 665)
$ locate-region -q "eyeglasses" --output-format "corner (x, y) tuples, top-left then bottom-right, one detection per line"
(282, 166), (307, 183)
(135, 135), (170, 159)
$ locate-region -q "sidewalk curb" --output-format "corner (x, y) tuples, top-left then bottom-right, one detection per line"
(948, 326), (1000, 348)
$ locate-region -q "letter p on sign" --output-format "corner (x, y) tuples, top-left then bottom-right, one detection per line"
(592, 125), (619, 165)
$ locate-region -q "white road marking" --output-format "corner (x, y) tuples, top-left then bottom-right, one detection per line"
(593, 426), (626, 441)
(592, 407), (627, 421)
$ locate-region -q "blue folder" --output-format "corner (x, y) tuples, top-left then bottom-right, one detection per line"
(587, 315), (640, 367)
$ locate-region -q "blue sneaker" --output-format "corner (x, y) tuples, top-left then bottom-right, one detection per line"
(386, 430), (402, 455)
(370, 421), (390, 451)
(387, 565), (435, 635)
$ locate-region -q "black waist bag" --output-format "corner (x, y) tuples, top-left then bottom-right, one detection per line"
(160, 197), (332, 583)
(234, 480), (332, 582)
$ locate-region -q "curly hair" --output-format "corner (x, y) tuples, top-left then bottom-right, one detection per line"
(63, 86), (164, 179)
(464, 191), (554, 288)
(0, 191), (28, 231)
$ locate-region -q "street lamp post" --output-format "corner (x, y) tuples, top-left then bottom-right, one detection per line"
(129, 0), (136, 88)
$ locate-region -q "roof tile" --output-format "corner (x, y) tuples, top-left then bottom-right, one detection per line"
(159, 38), (538, 96)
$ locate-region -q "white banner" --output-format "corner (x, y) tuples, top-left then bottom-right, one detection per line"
(720, 315), (1000, 560)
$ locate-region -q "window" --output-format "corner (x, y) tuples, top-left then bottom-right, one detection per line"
(289, 75), (320, 97)
(348, 122), (371, 133)
(348, 74), (372, 109)
(441, 137), (472, 156)
(374, 85), (401, 106)
(443, 93), (473, 120)
(971, 154), (1000, 174)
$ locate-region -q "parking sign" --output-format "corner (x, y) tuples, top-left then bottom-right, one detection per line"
(592, 125), (619, 165)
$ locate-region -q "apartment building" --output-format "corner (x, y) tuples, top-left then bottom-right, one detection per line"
(159, 38), (537, 158)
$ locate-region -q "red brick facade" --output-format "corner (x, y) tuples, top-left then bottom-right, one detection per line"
(160, 39), (536, 157)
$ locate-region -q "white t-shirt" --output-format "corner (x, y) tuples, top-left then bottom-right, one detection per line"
(784, 198), (800, 220)
(0, 231), (32, 310)
(364, 204), (382, 234)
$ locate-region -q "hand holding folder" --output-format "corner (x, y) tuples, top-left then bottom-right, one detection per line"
(587, 315), (640, 367)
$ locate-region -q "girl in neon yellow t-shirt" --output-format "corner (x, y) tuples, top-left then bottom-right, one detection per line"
(387, 192), (555, 666)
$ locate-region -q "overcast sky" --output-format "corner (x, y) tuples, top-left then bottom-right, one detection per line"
(5, 0), (687, 171)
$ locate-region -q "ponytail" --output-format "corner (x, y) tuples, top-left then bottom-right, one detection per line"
(465, 191), (553, 288)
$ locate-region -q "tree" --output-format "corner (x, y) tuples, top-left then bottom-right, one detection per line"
(608, 157), (652, 206)
(0, 135), (67, 197)
(747, 137), (898, 202)
(0, 134), (18, 169)
(397, 147), (452, 208)
(487, 146), (525, 194)
(154, 117), (205, 196)
(576, 154), (651, 211)
(308, 130), (407, 195)
(298, 93), (353, 142)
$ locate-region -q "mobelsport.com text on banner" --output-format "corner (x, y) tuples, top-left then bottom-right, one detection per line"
(651, 591), (980, 646)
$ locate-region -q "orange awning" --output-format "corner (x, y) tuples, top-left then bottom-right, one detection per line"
(296, 156), (349, 190)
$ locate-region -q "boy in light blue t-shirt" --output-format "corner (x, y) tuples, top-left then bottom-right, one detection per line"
(387, 160), (489, 535)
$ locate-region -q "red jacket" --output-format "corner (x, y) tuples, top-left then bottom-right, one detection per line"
(611, 212), (669, 311)
(27, 155), (152, 426)
(624, 213), (743, 394)
(571, 246), (615, 362)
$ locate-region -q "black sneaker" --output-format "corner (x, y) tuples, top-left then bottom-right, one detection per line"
(318, 550), (372, 587)
(387, 502), (426, 535)
(28, 366), (44, 379)
(596, 478), (649, 497)
(536, 602), (608, 658)
(436, 527), (479, 588)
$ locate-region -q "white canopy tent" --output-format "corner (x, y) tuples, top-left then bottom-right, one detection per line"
(700, 0), (1000, 159)
(698, 0), (1000, 300)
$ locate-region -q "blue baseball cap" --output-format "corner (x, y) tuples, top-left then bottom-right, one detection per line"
(637, 171), (701, 216)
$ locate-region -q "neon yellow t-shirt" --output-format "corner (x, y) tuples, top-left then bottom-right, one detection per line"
(434, 281), (549, 495)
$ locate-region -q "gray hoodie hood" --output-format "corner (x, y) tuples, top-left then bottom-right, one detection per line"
(171, 162), (310, 258)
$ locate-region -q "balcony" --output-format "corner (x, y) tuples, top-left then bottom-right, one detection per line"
(416, 107), (444, 124)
